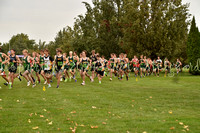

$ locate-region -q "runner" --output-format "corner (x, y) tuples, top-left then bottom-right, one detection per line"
(156, 56), (162, 77)
(131, 55), (139, 77)
(176, 59), (182, 75)
(123, 54), (129, 80)
(101, 55), (108, 77)
(148, 58), (153, 75)
(152, 59), (158, 76)
(90, 50), (97, 82)
(54, 48), (66, 88)
(0, 47), (10, 86)
(39, 50), (47, 84)
(21, 49), (36, 87)
(78, 53), (83, 76)
(80, 50), (92, 85)
(144, 56), (150, 76)
(73, 51), (79, 71)
(118, 53), (125, 80)
(31, 52), (40, 84)
(63, 53), (70, 82)
(67, 51), (77, 82)
(8, 49), (21, 89)
(139, 55), (146, 78)
(109, 53), (115, 81)
(164, 58), (171, 76)
(31, 52), (41, 84)
(43, 49), (54, 88)
(95, 55), (104, 84)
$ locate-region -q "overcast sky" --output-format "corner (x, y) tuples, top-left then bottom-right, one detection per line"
(0, 0), (199, 44)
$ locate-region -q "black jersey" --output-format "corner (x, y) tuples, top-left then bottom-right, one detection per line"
(55, 55), (64, 69)
(9, 55), (17, 67)
(91, 55), (97, 63)
(95, 60), (102, 71)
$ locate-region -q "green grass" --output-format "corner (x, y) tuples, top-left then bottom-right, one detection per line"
(0, 71), (200, 133)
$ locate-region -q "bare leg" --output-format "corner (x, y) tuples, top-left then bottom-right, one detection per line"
(41, 70), (46, 81)
(22, 71), (29, 82)
(56, 71), (62, 87)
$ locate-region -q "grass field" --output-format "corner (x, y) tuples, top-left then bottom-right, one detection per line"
(0, 71), (200, 133)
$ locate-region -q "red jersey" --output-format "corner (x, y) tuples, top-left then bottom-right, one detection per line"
(132, 58), (139, 67)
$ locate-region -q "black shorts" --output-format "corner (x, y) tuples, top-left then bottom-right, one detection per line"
(82, 67), (88, 72)
(110, 65), (114, 69)
(9, 66), (17, 73)
(146, 66), (150, 71)
(91, 64), (95, 71)
(166, 66), (170, 71)
(55, 66), (63, 72)
(97, 71), (104, 76)
(44, 70), (52, 74)
(158, 65), (162, 69)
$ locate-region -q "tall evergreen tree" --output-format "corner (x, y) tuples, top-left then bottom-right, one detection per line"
(187, 16), (200, 66)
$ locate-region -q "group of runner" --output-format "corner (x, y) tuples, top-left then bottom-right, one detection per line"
(0, 47), (182, 88)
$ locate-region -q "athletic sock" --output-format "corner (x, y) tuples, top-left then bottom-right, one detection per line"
(32, 77), (35, 82)
(48, 84), (51, 88)
(17, 76), (21, 81)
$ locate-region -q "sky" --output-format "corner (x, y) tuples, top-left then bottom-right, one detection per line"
(0, 0), (199, 44)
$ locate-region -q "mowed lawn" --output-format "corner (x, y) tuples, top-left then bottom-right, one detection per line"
(0, 72), (200, 133)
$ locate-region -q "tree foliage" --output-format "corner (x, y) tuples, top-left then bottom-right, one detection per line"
(187, 16), (200, 75)
(1, 33), (36, 54)
(187, 16), (200, 65)
(1, 0), (191, 62)
(52, 0), (190, 60)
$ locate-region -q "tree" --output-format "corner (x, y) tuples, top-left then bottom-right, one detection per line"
(71, 0), (123, 57)
(46, 41), (56, 57)
(0, 42), (10, 53)
(65, 0), (190, 59)
(54, 27), (74, 53)
(8, 33), (36, 54)
(187, 16), (200, 65)
(187, 16), (200, 74)
(121, 0), (190, 60)
(38, 40), (46, 50)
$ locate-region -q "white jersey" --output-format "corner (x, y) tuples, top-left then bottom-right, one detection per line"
(44, 56), (52, 71)
(156, 59), (162, 64)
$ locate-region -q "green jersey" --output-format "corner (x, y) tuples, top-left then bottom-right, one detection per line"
(153, 61), (157, 69)
(23, 56), (30, 71)
(82, 58), (89, 68)
(0, 53), (5, 70)
(110, 58), (114, 66)
(68, 56), (75, 66)
(74, 56), (78, 64)
(40, 55), (44, 64)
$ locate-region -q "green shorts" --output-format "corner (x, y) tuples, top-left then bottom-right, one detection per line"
(140, 64), (146, 69)
(24, 65), (31, 72)
(69, 64), (75, 70)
